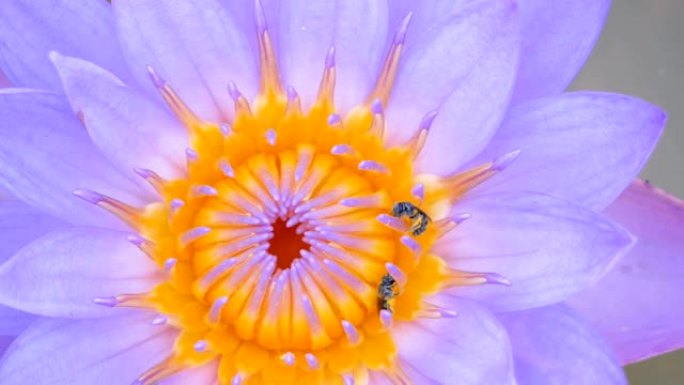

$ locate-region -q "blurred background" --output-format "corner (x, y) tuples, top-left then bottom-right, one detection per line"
(571, 0), (684, 383)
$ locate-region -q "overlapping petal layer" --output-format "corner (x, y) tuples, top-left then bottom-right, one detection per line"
(499, 305), (627, 385)
(570, 180), (684, 364)
(51, 53), (188, 180)
(0, 0), (131, 92)
(0, 312), (176, 385)
(114, 0), (258, 122)
(392, 296), (516, 385)
(0, 200), (64, 335)
(0, 91), (153, 228)
(437, 192), (634, 311)
(511, 0), (611, 103)
(467, 92), (665, 210)
(0, 228), (159, 318)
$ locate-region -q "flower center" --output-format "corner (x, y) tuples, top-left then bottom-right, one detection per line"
(269, 219), (307, 269)
(80, 6), (515, 384)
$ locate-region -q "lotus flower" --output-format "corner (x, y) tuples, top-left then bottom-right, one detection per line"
(0, 0), (681, 384)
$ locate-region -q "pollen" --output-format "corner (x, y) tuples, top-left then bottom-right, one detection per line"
(81, 4), (515, 384)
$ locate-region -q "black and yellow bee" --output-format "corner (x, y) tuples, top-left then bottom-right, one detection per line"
(391, 201), (431, 236)
(377, 274), (400, 312)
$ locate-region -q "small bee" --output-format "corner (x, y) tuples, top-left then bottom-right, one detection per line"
(391, 201), (431, 236)
(377, 274), (400, 312)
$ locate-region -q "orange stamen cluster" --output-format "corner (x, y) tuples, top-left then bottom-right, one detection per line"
(80, 5), (515, 385)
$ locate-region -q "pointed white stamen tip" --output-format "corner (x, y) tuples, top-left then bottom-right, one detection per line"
(219, 159), (235, 178)
(209, 296), (229, 323)
(386, 263), (407, 286)
(220, 123), (232, 136)
(47, 50), (62, 62)
(151, 315), (167, 325)
(193, 340), (208, 352)
(194, 185), (218, 197)
(400, 235), (422, 256)
(305, 353), (319, 370)
(185, 148), (198, 161)
(170, 199), (185, 214)
(376, 213), (408, 232)
(146, 64), (165, 88)
(265, 128), (276, 146)
(341, 320), (361, 345)
(73, 188), (103, 204)
(380, 309), (393, 328)
(422, 302), (459, 319)
(452, 212), (472, 224)
(285, 215), (301, 228)
(419, 110), (439, 130)
(395, 12), (414, 44)
(325, 46), (336, 68)
(227, 81), (241, 100)
(133, 167), (155, 180)
(358, 160), (388, 174)
(343, 374), (355, 385)
(287, 85), (299, 101)
(371, 99), (383, 115)
(126, 234), (145, 247)
(327, 113), (341, 126)
(164, 258), (177, 271)
(281, 352), (295, 366)
(485, 272), (512, 286)
(181, 226), (211, 245)
(331, 144), (352, 155)
(339, 197), (357, 207)
(440, 308), (459, 318)
(231, 374), (243, 385)
(411, 183), (425, 200)
(93, 296), (117, 307)
(493, 149), (521, 171)
(254, 0), (267, 32)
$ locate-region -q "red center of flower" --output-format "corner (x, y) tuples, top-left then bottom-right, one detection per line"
(269, 219), (308, 269)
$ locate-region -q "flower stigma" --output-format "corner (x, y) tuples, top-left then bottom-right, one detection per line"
(80, 3), (516, 384)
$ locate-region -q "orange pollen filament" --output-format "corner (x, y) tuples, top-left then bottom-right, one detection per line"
(81, 6), (516, 385)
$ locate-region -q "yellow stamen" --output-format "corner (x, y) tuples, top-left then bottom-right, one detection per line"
(81, 7), (517, 384)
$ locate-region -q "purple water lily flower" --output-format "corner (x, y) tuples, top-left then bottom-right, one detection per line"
(0, 0), (681, 384)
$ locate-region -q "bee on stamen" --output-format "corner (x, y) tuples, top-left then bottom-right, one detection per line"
(377, 274), (400, 313)
(391, 201), (431, 236)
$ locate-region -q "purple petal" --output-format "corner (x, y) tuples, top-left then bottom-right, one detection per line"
(385, 0), (520, 175)
(0, 312), (175, 385)
(0, 200), (63, 335)
(0, 306), (34, 336)
(569, 180), (684, 364)
(277, 0), (388, 111)
(0, 200), (64, 265)
(0, 90), (152, 228)
(393, 296), (515, 384)
(0, 336), (15, 358)
(50, 53), (188, 180)
(467, 92), (666, 210)
(437, 192), (634, 311)
(510, 0), (611, 103)
(0, 0), (132, 92)
(0, 70), (10, 88)
(113, 0), (257, 122)
(0, 227), (160, 318)
(499, 305), (627, 385)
